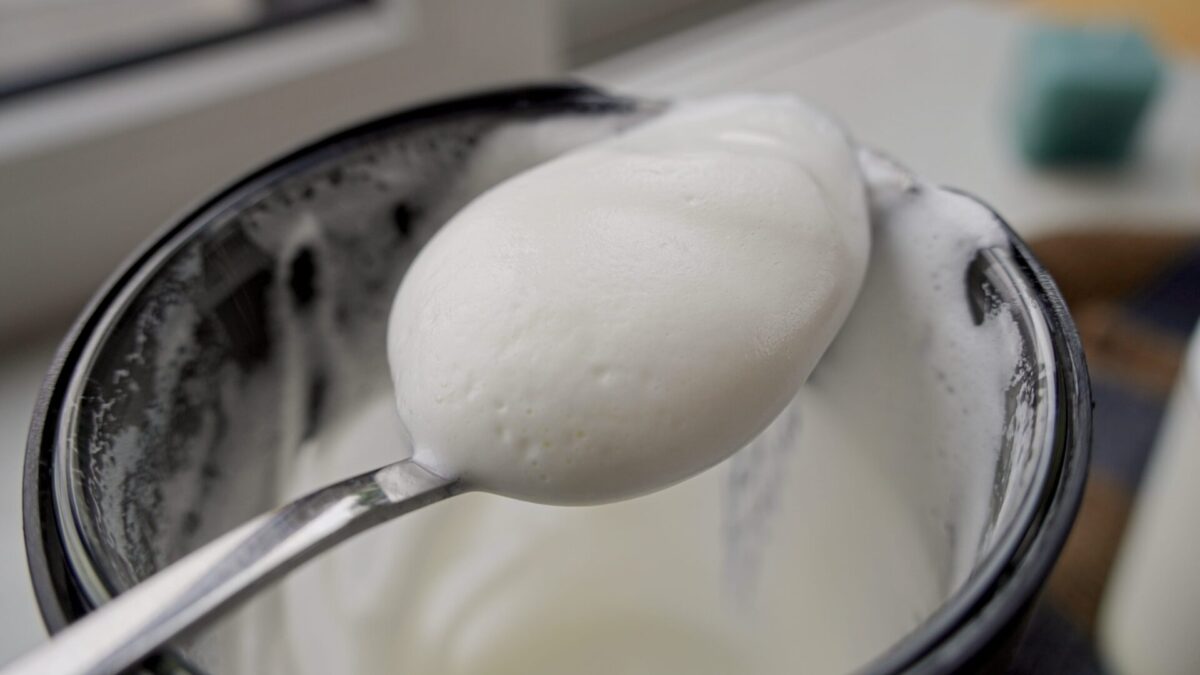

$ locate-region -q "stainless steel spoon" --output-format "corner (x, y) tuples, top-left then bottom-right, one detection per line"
(4, 459), (459, 675)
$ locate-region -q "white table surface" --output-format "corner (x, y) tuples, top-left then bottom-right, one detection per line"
(2, 0), (1198, 665)
(581, 0), (1200, 239)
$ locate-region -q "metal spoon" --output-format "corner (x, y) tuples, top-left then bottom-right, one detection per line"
(4, 459), (459, 675)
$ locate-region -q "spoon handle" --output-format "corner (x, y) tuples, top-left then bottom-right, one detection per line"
(6, 459), (458, 675)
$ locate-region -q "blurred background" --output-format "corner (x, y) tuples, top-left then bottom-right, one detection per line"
(1, 0), (1197, 672)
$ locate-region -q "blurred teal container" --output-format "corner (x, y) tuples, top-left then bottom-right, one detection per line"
(1013, 23), (1164, 165)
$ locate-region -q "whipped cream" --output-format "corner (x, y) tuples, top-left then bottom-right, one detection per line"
(387, 96), (869, 503)
(217, 95), (1022, 675)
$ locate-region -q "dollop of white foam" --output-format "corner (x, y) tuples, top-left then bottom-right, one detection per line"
(387, 95), (869, 503)
(227, 103), (1029, 675)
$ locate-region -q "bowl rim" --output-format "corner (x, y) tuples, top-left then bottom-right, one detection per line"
(865, 193), (1092, 673)
(22, 82), (1091, 674)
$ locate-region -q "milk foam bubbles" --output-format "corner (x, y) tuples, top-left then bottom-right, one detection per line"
(387, 96), (869, 503)
(226, 95), (1025, 675)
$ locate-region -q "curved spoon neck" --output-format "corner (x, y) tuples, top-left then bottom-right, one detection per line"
(2, 458), (461, 675)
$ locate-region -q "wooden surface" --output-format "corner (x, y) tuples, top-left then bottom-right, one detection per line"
(1024, 0), (1200, 57)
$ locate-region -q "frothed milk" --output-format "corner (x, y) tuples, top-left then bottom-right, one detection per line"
(226, 97), (1019, 674)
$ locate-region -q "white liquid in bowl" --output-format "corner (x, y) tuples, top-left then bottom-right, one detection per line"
(223, 100), (1020, 675)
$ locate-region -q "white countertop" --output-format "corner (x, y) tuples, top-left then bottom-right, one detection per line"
(2, 0), (1198, 665)
(581, 0), (1200, 239)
